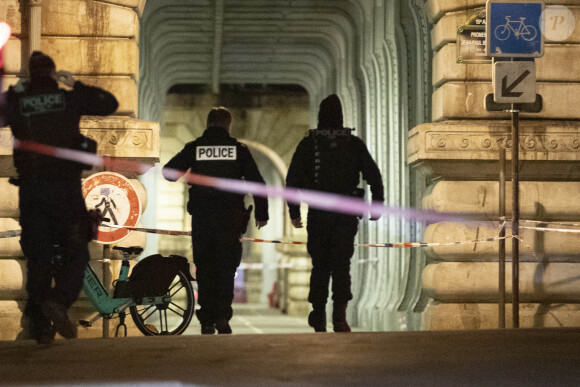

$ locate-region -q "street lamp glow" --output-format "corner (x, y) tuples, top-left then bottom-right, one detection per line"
(0, 22), (10, 50)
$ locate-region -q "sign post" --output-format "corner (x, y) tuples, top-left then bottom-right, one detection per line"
(82, 171), (141, 337)
(486, 0), (544, 329)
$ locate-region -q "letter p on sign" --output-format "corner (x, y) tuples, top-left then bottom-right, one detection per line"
(541, 5), (575, 42)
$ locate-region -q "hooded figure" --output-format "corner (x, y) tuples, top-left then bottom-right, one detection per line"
(286, 94), (384, 332)
(317, 94), (344, 128)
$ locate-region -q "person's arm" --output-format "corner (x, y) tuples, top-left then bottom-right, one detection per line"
(285, 138), (310, 225)
(0, 91), (6, 128)
(238, 144), (269, 226)
(62, 71), (118, 116)
(162, 143), (195, 182)
(2, 86), (22, 130)
(358, 139), (384, 220)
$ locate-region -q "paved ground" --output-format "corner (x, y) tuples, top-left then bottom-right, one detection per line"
(182, 304), (317, 335)
(1, 306), (579, 386)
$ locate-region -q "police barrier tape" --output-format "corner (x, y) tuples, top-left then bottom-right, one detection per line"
(521, 219), (580, 228)
(520, 226), (580, 233)
(0, 230), (21, 238)
(102, 224), (192, 236)
(13, 139), (472, 224)
(510, 219), (580, 234)
(8, 140), (580, 243)
(241, 236), (517, 247)
(101, 224), (515, 248)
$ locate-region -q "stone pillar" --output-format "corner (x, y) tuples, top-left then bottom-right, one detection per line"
(409, 1), (580, 329)
(28, 0), (42, 53)
(0, 0), (160, 340)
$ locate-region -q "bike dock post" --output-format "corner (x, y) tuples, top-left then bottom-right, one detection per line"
(102, 244), (111, 338)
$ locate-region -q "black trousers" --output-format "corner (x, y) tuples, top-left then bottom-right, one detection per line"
(18, 178), (90, 339)
(191, 207), (244, 325)
(306, 210), (359, 310)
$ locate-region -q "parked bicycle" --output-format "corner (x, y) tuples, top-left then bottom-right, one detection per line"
(494, 16), (538, 41)
(79, 246), (196, 336)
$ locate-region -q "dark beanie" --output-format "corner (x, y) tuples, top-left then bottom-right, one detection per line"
(28, 51), (56, 80)
(317, 94), (343, 128)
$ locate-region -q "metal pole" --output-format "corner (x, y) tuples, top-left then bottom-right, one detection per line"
(499, 145), (506, 329)
(511, 105), (520, 328)
(102, 245), (111, 338)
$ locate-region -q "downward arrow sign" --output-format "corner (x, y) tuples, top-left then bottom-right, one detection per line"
(502, 70), (530, 98)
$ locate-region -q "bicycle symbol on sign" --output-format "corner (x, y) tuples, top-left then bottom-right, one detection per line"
(494, 16), (538, 41)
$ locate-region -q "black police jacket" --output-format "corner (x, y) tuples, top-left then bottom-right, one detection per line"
(163, 126), (269, 221)
(285, 129), (384, 219)
(3, 79), (118, 179)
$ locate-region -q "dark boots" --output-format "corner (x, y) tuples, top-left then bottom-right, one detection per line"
(201, 323), (216, 335)
(308, 309), (327, 332)
(215, 318), (232, 334)
(332, 303), (351, 333)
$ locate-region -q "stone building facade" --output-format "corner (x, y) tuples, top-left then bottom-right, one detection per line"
(413, 0), (580, 329)
(0, 0), (579, 340)
(0, 0), (157, 339)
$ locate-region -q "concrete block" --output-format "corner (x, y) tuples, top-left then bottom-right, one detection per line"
(0, 1), (22, 34)
(0, 300), (27, 341)
(408, 120), (580, 181)
(425, 0), (486, 24)
(0, 179), (19, 217)
(80, 117), (160, 163)
(423, 301), (580, 330)
(423, 262), (580, 302)
(42, 0), (138, 37)
(0, 259), (26, 300)
(433, 81), (580, 121)
(434, 43), (580, 87)
(424, 221), (580, 262)
(423, 181), (580, 219)
(41, 37), (138, 77)
(431, 8), (486, 51)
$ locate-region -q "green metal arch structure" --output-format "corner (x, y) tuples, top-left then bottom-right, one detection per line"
(138, 0), (432, 331)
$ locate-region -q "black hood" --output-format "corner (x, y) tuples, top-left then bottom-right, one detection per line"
(317, 94), (343, 128)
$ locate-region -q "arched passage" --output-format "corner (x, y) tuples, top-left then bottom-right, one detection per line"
(138, 0), (432, 331)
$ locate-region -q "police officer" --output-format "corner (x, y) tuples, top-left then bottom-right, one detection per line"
(1, 51), (118, 345)
(286, 94), (384, 332)
(163, 107), (268, 334)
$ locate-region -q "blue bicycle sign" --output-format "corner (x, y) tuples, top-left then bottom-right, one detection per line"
(486, 1), (544, 58)
(494, 16), (538, 41)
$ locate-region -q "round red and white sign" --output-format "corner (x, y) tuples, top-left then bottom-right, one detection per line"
(82, 172), (141, 244)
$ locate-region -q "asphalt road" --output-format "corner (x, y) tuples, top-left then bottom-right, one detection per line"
(1, 327), (579, 386)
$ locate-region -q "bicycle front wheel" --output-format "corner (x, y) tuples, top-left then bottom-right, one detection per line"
(495, 24), (510, 41)
(130, 271), (195, 335)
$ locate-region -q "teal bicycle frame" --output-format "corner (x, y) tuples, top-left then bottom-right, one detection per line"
(81, 263), (168, 325)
